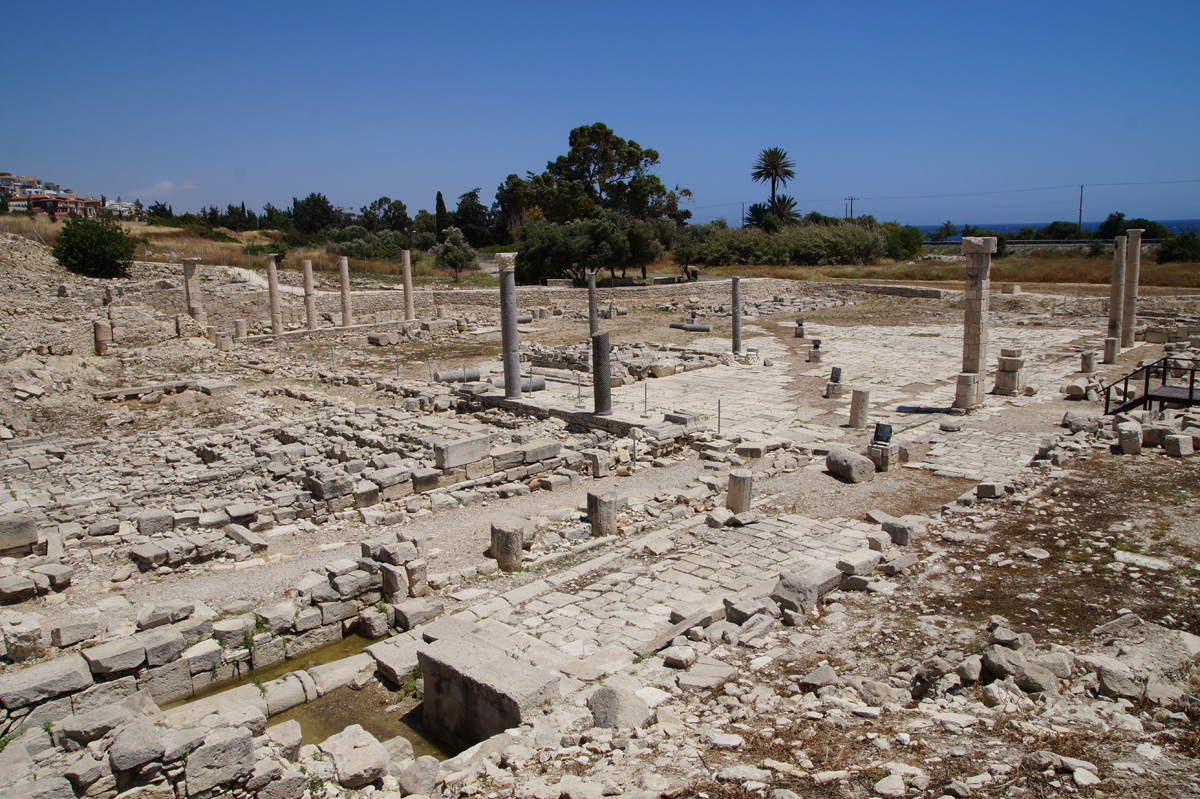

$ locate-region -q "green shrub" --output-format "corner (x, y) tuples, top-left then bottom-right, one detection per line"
(51, 215), (138, 278)
(669, 221), (886, 267)
(1157, 229), (1200, 264)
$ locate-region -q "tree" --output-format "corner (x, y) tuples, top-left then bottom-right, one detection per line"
(1095, 211), (1172, 241)
(378, 198), (411, 234)
(51, 215), (138, 278)
(1033, 220), (1083, 240)
(1124, 218), (1173, 240)
(743, 203), (771, 229)
(492, 173), (533, 242)
(360, 196), (411, 235)
(453, 188), (492, 248)
(751, 147), (796, 212)
(434, 192), (449, 238)
(960, 224), (1009, 257)
(0, 190), (9, 214)
(1157, 229), (1200, 263)
(146, 201), (173, 222)
(291, 192), (339, 235)
(519, 122), (691, 223)
(882, 222), (924, 259)
(928, 220), (957, 242)
(433, 226), (477, 280)
(1097, 212), (1127, 240)
(770, 194), (801, 225)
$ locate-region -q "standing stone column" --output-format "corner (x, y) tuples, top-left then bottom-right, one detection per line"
(592, 331), (612, 416)
(265, 254), (283, 336)
(497, 253), (521, 399)
(302, 260), (318, 331)
(731, 276), (742, 354)
(1121, 229), (1144, 349)
(586, 492), (617, 537)
(726, 469), (753, 514)
(1104, 235), (1123, 359)
(337, 256), (354, 327)
(954, 237), (995, 410)
(182, 257), (205, 326)
(234, 319), (247, 339)
(587, 270), (599, 337)
(401, 250), (415, 321)
(849, 388), (870, 428)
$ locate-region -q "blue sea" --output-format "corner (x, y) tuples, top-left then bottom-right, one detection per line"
(916, 219), (1199, 236)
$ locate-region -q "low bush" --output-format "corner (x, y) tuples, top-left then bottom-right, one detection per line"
(51, 215), (139, 278)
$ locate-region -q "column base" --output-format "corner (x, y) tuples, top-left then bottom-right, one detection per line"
(954, 372), (985, 410)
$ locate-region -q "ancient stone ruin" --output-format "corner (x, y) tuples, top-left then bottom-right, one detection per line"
(0, 231), (1197, 799)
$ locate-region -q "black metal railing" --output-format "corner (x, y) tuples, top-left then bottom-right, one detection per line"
(1104, 355), (1199, 414)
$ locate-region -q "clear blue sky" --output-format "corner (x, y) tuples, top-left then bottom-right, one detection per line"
(5, 1), (1198, 227)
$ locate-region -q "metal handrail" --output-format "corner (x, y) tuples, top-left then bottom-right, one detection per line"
(1104, 355), (1200, 414)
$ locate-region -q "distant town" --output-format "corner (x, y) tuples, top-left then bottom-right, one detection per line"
(0, 170), (137, 217)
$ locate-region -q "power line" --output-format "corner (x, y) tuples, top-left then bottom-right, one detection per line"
(688, 178), (1200, 211)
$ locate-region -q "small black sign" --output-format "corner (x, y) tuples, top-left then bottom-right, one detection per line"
(873, 422), (893, 444)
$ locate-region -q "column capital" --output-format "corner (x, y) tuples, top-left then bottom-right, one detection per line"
(961, 237), (997, 254)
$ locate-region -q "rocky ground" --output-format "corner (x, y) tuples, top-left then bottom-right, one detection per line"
(0, 233), (1197, 799)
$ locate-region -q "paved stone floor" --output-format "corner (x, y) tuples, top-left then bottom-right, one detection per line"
(540, 323), (1116, 471)
(452, 513), (878, 663)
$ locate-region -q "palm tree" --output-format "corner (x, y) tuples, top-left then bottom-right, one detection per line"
(751, 147), (796, 211)
(770, 194), (800, 225)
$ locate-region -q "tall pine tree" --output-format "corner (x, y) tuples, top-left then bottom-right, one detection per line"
(434, 191), (449, 239)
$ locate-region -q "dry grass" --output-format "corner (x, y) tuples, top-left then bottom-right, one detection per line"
(0, 215), (496, 286)
(657, 249), (1200, 288)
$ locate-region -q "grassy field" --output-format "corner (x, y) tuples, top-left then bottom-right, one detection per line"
(3, 214), (1194, 289)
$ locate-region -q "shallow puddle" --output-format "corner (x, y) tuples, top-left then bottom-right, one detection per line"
(271, 680), (456, 759)
(164, 632), (456, 759)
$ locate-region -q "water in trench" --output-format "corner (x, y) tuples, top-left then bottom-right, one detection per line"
(165, 633), (457, 759)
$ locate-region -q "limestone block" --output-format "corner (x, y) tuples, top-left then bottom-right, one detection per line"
(267, 719), (303, 762)
(0, 654), (93, 710)
(133, 626), (185, 667)
(82, 637), (146, 675)
(836, 549), (882, 576)
(520, 438), (562, 463)
(365, 638), (420, 684)
(1164, 434), (1194, 457)
(0, 514), (37, 557)
(137, 660), (193, 704)
(826, 449), (876, 483)
(1117, 422), (1142, 455)
(0, 574), (37, 602)
(405, 559), (429, 597)
(434, 435), (491, 470)
(50, 621), (100, 648)
(136, 509), (174, 536)
(185, 727), (255, 795)
(393, 597), (443, 630)
(108, 718), (164, 773)
(226, 524), (267, 551)
(771, 564), (842, 614)
(318, 724), (388, 788)
(418, 632), (559, 750)
(587, 685), (652, 729)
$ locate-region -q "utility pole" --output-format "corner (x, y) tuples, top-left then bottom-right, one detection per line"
(1078, 185), (1084, 235)
(845, 197), (859, 219)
